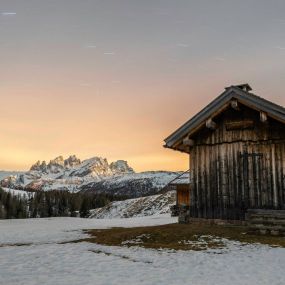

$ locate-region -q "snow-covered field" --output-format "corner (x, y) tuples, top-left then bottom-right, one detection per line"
(0, 216), (284, 285)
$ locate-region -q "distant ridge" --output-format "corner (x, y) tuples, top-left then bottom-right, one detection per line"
(0, 155), (179, 198)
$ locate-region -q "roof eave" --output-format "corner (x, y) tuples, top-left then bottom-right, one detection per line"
(164, 86), (285, 149)
(164, 87), (235, 147)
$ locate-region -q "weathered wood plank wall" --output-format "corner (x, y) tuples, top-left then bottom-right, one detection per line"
(189, 105), (285, 220)
(177, 185), (190, 206)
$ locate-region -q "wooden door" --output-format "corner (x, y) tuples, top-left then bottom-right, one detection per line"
(177, 184), (190, 206)
(239, 150), (263, 209)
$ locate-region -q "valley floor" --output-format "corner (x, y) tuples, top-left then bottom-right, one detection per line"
(0, 216), (284, 285)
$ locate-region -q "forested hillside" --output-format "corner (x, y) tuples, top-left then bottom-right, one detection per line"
(0, 188), (125, 219)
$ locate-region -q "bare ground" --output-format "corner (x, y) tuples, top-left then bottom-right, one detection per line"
(81, 223), (285, 251)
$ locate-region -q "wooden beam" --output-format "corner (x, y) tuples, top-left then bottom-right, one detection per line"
(206, 118), (217, 130)
(182, 137), (195, 146)
(226, 120), (254, 130)
(260, 111), (268, 123)
(230, 99), (239, 110)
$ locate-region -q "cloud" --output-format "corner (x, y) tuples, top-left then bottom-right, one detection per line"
(273, 19), (285, 24)
(104, 52), (115, 55)
(85, 45), (97, 49)
(167, 58), (177, 63)
(213, 57), (226, 61)
(79, 83), (92, 87)
(176, 43), (190, 48)
(1, 12), (17, 16)
(152, 8), (170, 16)
(275, 46), (285, 50)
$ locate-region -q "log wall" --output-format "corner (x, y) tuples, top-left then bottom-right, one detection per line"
(246, 209), (285, 235)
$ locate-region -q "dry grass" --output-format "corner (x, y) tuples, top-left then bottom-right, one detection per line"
(81, 223), (285, 251)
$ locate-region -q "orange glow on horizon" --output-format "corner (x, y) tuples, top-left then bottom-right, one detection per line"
(1, 1), (285, 171)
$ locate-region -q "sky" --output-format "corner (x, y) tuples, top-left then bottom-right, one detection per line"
(1, 0), (285, 172)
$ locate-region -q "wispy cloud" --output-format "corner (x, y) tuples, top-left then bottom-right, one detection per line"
(1, 12), (17, 16)
(104, 52), (115, 55)
(79, 83), (92, 87)
(167, 58), (177, 63)
(176, 43), (190, 48)
(213, 56), (226, 61)
(273, 19), (285, 24)
(111, 80), (121, 84)
(152, 8), (170, 16)
(85, 45), (97, 49)
(275, 46), (285, 50)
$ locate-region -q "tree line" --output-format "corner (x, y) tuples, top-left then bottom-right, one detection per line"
(0, 188), (125, 219)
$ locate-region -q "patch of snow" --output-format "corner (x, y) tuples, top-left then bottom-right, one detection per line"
(1, 188), (34, 198)
(89, 191), (175, 219)
(0, 216), (284, 285)
(0, 215), (175, 246)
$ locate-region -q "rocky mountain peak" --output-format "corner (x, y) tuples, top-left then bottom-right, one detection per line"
(74, 157), (111, 177)
(30, 160), (47, 172)
(64, 155), (81, 168)
(30, 160), (41, 171)
(49, 156), (64, 167)
(28, 155), (134, 178)
(110, 160), (134, 174)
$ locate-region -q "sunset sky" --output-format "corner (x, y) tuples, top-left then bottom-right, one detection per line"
(1, 0), (285, 171)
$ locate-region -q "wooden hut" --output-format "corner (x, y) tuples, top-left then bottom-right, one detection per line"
(164, 84), (285, 223)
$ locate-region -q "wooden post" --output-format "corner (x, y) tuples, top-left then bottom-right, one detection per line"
(206, 118), (217, 130)
(260, 112), (267, 123)
(183, 137), (195, 147)
(231, 99), (239, 110)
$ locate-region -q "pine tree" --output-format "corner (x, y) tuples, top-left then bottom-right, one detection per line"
(80, 197), (90, 218)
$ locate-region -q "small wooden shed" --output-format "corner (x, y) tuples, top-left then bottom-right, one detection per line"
(164, 84), (285, 222)
(169, 171), (191, 207)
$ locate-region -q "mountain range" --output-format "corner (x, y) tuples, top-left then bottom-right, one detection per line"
(0, 155), (179, 198)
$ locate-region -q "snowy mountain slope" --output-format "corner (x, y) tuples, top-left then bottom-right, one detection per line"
(0, 156), (134, 191)
(81, 171), (178, 197)
(89, 191), (176, 219)
(0, 171), (23, 180)
(1, 187), (34, 198)
(0, 155), (179, 197)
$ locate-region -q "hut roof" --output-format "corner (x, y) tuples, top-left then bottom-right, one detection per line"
(164, 84), (285, 152)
